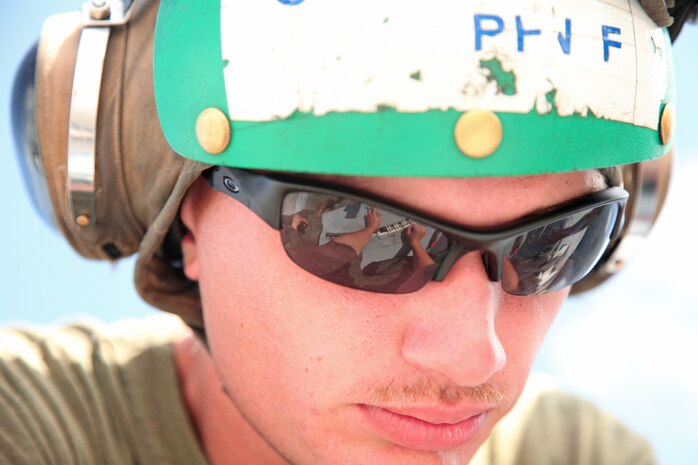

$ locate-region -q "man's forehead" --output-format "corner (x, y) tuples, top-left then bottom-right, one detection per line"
(299, 169), (606, 189)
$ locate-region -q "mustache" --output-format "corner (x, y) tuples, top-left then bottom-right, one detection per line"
(368, 377), (505, 406)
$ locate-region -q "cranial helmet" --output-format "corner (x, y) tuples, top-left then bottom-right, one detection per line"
(11, 0), (696, 335)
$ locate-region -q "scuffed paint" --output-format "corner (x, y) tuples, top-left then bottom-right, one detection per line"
(546, 89), (557, 111)
(479, 58), (517, 96)
(536, 88), (598, 119)
(651, 34), (664, 57)
(220, 0), (669, 129)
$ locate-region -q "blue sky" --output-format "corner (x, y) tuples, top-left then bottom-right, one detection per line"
(1, 2), (696, 464)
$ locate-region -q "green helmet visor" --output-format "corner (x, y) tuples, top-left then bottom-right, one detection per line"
(153, 0), (675, 177)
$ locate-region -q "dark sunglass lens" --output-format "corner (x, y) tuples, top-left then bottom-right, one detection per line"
(502, 203), (620, 295)
(280, 192), (447, 293)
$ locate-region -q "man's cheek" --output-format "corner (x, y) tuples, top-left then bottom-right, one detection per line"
(494, 292), (566, 380)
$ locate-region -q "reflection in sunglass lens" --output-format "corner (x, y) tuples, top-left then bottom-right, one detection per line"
(280, 192), (619, 296)
(280, 192), (445, 293)
(501, 204), (619, 295)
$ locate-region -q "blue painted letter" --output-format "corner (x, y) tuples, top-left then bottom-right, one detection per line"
(516, 16), (541, 52)
(475, 15), (505, 51)
(602, 26), (621, 62)
(558, 19), (572, 55)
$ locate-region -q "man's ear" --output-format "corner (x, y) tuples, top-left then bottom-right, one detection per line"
(179, 178), (209, 282)
(180, 232), (198, 282)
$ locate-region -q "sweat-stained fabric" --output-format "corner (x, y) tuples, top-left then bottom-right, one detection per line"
(0, 316), (656, 465)
(641, 0), (675, 26)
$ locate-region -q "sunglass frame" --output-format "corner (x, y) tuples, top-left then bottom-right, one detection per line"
(204, 166), (628, 292)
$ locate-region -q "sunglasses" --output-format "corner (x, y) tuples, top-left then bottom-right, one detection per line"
(204, 167), (628, 296)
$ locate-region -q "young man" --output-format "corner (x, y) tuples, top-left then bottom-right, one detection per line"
(3, 0), (695, 464)
(173, 169), (614, 465)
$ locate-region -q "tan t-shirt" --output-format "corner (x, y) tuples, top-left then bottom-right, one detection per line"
(0, 316), (655, 465)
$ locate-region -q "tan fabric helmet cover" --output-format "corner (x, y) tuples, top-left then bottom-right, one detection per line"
(33, 0), (674, 334)
(642, 0), (675, 25)
(35, 0), (209, 332)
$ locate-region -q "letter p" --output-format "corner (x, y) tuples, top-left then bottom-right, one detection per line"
(475, 15), (505, 51)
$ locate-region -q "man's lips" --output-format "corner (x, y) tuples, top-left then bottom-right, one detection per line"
(357, 404), (489, 451)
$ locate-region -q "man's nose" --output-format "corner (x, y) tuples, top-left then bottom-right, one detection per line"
(400, 251), (507, 387)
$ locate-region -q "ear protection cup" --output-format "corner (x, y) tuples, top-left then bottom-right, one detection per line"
(12, 0), (209, 331)
(12, 42), (55, 228)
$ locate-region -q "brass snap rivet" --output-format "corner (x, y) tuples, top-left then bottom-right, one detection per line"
(76, 214), (91, 227)
(454, 110), (503, 159)
(89, 0), (111, 20)
(196, 108), (231, 155)
(660, 102), (676, 146)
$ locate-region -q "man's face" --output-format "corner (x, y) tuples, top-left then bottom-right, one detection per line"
(180, 170), (606, 465)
